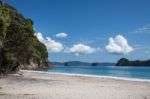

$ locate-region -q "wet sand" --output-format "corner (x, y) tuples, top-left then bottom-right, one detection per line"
(0, 70), (150, 99)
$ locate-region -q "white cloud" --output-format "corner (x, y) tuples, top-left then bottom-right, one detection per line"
(105, 35), (133, 55)
(55, 32), (68, 38)
(35, 32), (64, 53)
(130, 24), (150, 34)
(66, 43), (99, 56)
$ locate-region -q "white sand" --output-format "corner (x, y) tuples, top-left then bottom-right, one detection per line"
(0, 70), (150, 99)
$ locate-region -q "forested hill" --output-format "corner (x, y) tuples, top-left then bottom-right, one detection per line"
(0, 1), (52, 74)
(116, 58), (150, 66)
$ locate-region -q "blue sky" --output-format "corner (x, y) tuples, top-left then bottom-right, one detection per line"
(5, 0), (150, 62)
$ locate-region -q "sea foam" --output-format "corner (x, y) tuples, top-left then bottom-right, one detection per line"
(23, 70), (150, 82)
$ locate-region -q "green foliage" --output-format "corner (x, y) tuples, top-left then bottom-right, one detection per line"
(0, 3), (10, 43)
(0, 1), (49, 72)
(116, 58), (150, 66)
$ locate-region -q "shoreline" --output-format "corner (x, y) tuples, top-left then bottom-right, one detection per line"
(0, 70), (150, 99)
(23, 70), (150, 82)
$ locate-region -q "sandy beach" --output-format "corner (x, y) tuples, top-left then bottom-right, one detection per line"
(0, 70), (150, 99)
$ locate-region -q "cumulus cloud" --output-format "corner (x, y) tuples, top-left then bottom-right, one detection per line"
(66, 43), (99, 56)
(35, 32), (64, 53)
(105, 35), (133, 55)
(55, 32), (68, 38)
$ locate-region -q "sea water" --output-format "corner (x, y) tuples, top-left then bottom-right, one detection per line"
(37, 66), (150, 81)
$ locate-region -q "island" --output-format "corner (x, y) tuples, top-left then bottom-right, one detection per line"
(116, 58), (150, 66)
(52, 61), (115, 66)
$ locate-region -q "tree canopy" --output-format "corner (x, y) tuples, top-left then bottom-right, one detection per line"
(0, 1), (50, 75)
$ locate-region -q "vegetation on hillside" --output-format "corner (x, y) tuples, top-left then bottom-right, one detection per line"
(116, 58), (150, 66)
(0, 1), (51, 76)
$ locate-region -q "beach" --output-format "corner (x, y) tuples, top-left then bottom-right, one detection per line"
(0, 70), (150, 99)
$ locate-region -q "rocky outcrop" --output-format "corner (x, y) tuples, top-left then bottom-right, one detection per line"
(116, 58), (150, 66)
(0, 1), (52, 75)
(21, 58), (53, 70)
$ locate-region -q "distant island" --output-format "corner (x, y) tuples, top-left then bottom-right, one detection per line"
(53, 58), (150, 67)
(1, 0), (150, 78)
(116, 58), (150, 66)
(52, 61), (115, 66)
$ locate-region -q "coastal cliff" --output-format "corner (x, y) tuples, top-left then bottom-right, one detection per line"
(0, 1), (52, 74)
(116, 58), (150, 66)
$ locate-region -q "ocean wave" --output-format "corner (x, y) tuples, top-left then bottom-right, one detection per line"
(23, 70), (150, 82)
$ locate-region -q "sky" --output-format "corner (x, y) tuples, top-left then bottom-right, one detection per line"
(4, 0), (150, 62)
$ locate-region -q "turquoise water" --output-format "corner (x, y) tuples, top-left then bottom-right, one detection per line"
(37, 66), (150, 80)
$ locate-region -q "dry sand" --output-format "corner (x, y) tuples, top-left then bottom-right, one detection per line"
(0, 70), (150, 99)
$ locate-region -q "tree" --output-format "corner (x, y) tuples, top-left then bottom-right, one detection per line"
(0, 1), (50, 76)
